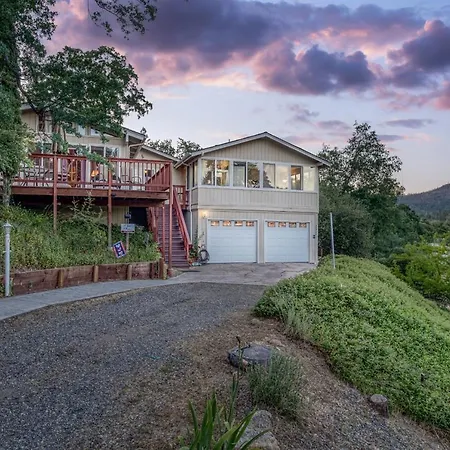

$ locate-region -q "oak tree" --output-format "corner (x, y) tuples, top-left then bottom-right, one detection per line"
(0, 0), (158, 204)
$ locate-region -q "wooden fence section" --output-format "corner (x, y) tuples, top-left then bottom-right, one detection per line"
(8, 259), (164, 296)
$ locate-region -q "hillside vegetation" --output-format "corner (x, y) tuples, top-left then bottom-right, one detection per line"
(0, 204), (159, 272)
(255, 256), (450, 429)
(399, 184), (450, 218)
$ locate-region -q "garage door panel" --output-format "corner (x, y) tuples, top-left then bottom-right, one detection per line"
(265, 222), (309, 263)
(207, 220), (257, 263)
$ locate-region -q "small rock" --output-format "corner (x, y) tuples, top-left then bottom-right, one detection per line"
(369, 394), (389, 417)
(251, 318), (262, 326)
(228, 344), (272, 368)
(237, 410), (280, 450)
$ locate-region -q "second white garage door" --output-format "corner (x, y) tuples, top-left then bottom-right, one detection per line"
(264, 221), (310, 263)
(207, 219), (257, 263)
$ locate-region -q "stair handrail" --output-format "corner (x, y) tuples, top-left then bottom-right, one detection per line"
(172, 189), (191, 261)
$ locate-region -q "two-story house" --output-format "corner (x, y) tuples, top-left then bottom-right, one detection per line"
(15, 108), (326, 267)
(176, 132), (328, 264)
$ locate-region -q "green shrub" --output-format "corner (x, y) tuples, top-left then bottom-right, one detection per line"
(248, 352), (303, 420)
(390, 237), (450, 304)
(181, 344), (268, 450)
(0, 204), (159, 271)
(255, 256), (450, 429)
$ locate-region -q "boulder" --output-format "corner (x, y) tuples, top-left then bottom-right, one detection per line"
(237, 410), (280, 450)
(228, 344), (272, 368)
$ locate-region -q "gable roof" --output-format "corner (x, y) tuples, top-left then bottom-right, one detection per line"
(175, 131), (329, 167)
(137, 144), (179, 162)
(20, 104), (147, 142)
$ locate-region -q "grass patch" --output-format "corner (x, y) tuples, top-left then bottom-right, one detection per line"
(248, 352), (303, 420)
(0, 203), (159, 271)
(254, 256), (450, 429)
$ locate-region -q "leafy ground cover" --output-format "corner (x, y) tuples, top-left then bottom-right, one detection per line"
(0, 203), (159, 271)
(254, 256), (450, 429)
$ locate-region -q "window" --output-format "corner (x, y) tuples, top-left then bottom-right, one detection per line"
(247, 162), (260, 188)
(291, 166), (302, 190)
(235, 221), (243, 227)
(276, 165), (289, 190)
(223, 220), (232, 226)
(91, 145), (105, 157)
(216, 160), (230, 186)
(201, 159), (215, 185)
(303, 166), (316, 191)
(246, 221), (255, 227)
(263, 163), (275, 188)
(267, 221), (276, 227)
(233, 161), (246, 187)
(193, 162), (198, 187)
(77, 124), (86, 136)
(299, 222), (308, 228)
(210, 220), (219, 226)
(278, 222), (286, 227)
(90, 128), (100, 136)
(289, 222), (297, 228)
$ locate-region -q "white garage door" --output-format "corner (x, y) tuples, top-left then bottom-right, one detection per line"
(207, 220), (257, 263)
(264, 221), (310, 263)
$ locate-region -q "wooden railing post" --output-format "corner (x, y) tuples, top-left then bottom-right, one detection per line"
(168, 163), (173, 270)
(107, 167), (112, 247)
(53, 153), (58, 233)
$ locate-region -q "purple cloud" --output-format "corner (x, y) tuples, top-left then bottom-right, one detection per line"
(383, 119), (434, 129)
(287, 104), (320, 124)
(316, 120), (352, 131)
(255, 43), (375, 95)
(387, 20), (450, 87)
(378, 134), (405, 142)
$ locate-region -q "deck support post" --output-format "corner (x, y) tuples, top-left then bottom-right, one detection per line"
(52, 153), (58, 233)
(162, 205), (166, 262)
(168, 163), (173, 271)
(107, 168), (112, 247)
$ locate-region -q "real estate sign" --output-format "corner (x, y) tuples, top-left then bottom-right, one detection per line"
(112, 241), (126, 258)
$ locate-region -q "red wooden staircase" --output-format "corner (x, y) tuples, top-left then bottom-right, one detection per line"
(147, 190), (191, 269)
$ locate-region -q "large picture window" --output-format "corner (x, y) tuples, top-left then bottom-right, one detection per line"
(233, 161), (246, 187)
(247, 162), (260, 188)
(276, 165), (289, 190)
(263, 163), (275, 188)
(201, 159), (215, 185)
(303, 166), (316, 191)
(291, 166), (302, 190)
(199, 158), (315, 191)
(216, 160), (230, 186)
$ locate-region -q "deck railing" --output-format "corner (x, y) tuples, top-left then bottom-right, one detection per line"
(174, 185), (187, 208)
(11, 153), (172, 192)
(172, 189), (191, 261)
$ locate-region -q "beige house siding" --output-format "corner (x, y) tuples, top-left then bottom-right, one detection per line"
(192, 208), (318, 264)
(195, 187), (318, 213)
(22, 110), (38, 130)
(204, 139), (317, 165)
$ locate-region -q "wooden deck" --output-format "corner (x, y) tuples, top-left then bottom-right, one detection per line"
(10, 153), (172, 204)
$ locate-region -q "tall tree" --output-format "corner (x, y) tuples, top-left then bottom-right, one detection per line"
(0, 0), (158, 204)
(319, 122), (419, 257)
(147, 138), (201, 159)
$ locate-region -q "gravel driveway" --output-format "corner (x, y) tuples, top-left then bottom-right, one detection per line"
(0, 283), (265, 450)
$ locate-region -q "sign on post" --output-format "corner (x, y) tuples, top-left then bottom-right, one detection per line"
(120, 223), (135, 233)
(112, 241), (126, 258)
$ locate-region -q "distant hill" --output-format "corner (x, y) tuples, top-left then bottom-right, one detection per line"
(398, 184), (450, 217)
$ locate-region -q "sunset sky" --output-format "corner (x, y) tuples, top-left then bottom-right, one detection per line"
(54, 0), (450, 193)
